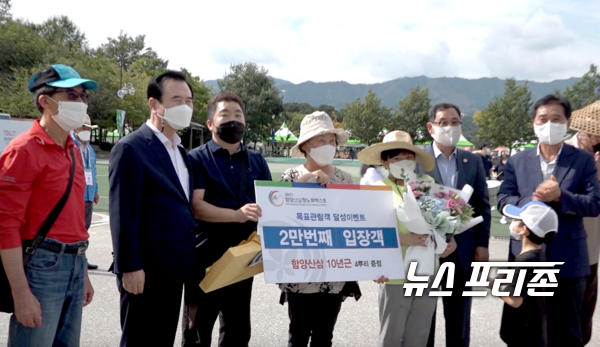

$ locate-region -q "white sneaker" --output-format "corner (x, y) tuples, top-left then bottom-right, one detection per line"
(500, 216), (508, 224)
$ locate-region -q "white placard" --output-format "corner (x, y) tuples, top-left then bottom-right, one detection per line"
(255, 182), (405, 283)
(1, 120), (34, 154)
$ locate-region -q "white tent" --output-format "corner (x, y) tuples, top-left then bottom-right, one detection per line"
(273, 123), (298, 142)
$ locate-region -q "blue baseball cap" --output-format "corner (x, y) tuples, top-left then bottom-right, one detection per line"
(27, 64), (99, 93)
(503, 201), (558, 238)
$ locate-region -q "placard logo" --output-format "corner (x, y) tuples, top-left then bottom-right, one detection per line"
(269, 190), (284, 207)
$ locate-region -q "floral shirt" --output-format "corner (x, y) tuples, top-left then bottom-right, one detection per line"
(279, 164), (352, 294)
(281, 165), (353, 185)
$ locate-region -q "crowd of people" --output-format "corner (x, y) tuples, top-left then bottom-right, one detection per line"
(0, 64), (599, 347)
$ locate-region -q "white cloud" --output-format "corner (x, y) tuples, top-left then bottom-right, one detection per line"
(9, 0), (600, 84)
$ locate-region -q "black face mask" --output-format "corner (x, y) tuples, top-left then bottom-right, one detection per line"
(216, 121), (245, 144)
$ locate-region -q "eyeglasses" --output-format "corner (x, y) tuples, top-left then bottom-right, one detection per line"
(53, 89), (90, 103)
(432, 121), (462, 127)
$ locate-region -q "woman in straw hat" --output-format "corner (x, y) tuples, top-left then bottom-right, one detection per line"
(279, 111), (361, 347)
(358, 130), (457, 347)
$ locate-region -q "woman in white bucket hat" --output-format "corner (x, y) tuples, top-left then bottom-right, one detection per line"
(279, 111), (360, 347)
(359, 130), (457, 347)
(285, 111), (351, 184)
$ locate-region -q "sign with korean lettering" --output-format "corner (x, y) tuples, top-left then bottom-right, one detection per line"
(255, 181), (404, 283)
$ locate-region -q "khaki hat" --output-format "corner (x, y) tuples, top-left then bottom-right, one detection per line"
(291, 111), (349, 157)
(358, 130), (435, 171)
(570, 101), (600, 136)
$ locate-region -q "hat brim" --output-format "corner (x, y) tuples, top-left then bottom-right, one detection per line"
(83, 124), (98, 129)
(291, 129), (349, 157)
(357, 141), (435, 171)
(502, 205), (523, 219)
(47, 78), (99, 91)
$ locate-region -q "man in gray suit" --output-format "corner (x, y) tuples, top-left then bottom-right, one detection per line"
(418, 103), (491, 347)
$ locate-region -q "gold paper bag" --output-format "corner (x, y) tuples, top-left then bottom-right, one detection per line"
(200, 232), (264, 293)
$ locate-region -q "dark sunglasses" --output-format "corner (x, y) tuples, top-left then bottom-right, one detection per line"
(53, 89), (90, 103)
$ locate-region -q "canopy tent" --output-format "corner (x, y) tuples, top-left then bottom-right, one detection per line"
(415, 135), (474, 147)
(273, 123), (297, 143)
(345, 138), (366, 146)
(456, 135), (474, 147)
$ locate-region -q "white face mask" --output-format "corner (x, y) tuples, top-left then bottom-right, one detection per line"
(48, 97), (88, 131)
(431, 125), (462, 147)
(309, 145), (336, 166)
(77, 130), (91, 142)
(158, 104), (193, 130)
(388, 160), (417, 183)
(509, 220), (523, 241)
(534, 122), (567, 145)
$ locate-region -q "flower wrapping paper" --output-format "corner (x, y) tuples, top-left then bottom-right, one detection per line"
(200, 232), (264, 293)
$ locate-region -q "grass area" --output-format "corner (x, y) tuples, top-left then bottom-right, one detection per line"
(96, 161), (509, 238)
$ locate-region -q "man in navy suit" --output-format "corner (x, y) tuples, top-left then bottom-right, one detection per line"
(498, 95), (600, 347)
(109, 71), (197, 346)
(418, 103), (491, 347)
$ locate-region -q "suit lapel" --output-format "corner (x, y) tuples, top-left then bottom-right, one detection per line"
(141, 124), (187, 200)
(554, 144), (575, 185)
(425, 145), (443, 184)
(527, 149), (543, 188)
(456, 149), (466, 189)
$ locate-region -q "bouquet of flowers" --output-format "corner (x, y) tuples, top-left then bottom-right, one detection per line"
(408, 181), (477, 239)
(395, 180), (484, 276)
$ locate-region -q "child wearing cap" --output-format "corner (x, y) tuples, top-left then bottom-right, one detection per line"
(488, 201), (558, 347)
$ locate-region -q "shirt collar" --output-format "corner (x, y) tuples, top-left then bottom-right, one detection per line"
(432, 141), (456, 159)
(537, 143), (564, 161)
(31, 119), (76, 148)
(207, 139), (245, 155)
(146, 120), (181, 148)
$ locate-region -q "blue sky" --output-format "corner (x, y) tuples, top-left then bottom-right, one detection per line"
(11, 0), (600, 84)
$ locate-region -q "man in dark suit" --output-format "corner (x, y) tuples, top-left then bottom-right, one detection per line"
(418, 103), (491, 347)
(109, 71), (197, 346)
(498, 95), (600, 347)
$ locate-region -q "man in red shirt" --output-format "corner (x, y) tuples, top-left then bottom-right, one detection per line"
(0, 64), (97, 346)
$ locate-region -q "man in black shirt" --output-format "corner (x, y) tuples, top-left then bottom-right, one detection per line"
(489, 201), (559, 347)
(185, 92), (272, 346)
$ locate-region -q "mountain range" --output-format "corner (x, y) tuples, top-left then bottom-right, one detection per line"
(204, 76), (580, 116)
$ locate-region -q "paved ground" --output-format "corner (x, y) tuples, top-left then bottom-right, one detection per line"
(1, 217), (598, 346)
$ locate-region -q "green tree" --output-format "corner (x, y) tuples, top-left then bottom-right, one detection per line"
(387, 86), (431, 141)
(100, 31), (164, 87)
(317, 104), (336, 116)
(0, 0), (11, 21)
(36, 16), (87, 54)
(461, 115), (479, 147)
(180, 67), (212, 126)
(286, 112), (306, 135)
(562, 64), (600, 110)
(474, 78), (534, 148)
(0, 66), (39, 117)
(284, 102), (315, 114)
(217, 62), (284, 146)
(0, 19), (45, 84)
(340, 89), (390, 145)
